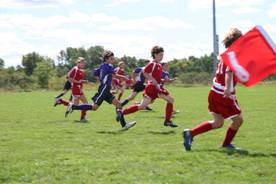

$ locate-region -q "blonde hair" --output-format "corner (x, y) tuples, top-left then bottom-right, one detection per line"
(118, 61), (124, 66)
(75, 57), (86, 64)
(223, 28), (243, 48)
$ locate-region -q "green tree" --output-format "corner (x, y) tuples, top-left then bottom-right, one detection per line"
(0, 58), (4, 69)
(86, 45), (104, 68)
(22, 52), (45, 76)
(33, 58), (55, 88)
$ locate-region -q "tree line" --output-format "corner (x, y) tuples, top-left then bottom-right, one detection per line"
(0, 45), (275, 91)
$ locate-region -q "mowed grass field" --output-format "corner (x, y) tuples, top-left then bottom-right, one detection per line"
(0, 85), (276, 184)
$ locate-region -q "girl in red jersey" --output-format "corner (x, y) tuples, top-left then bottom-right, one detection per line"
(121, 46), (178, 127)
(112, 61), (126, 100)
(183, 28), (244, 151)
(57, 57), (89, 122)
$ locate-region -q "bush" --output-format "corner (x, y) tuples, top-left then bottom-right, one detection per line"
(179, 72), (212, 85)
(48, 76), (67, 90)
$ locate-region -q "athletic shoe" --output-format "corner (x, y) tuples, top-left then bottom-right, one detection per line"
(122, 121), (136, 131)
(145, 106), (153, 111)
(183, 129), (193, 151)
(221, 144), (242, 150)
(65, 103), (73, 117)
(164, 121), (178, 127)
(80, 118), (88, 123)
(54, 97), (61, 107)
(173, 109), (180, 114)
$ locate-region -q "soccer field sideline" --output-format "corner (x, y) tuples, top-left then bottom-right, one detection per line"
(0, 85), (276, 183)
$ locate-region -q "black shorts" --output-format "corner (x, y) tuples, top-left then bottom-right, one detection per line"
(133, 81), (145, 93)
(92, 84), (115, 106)
(63, 81), (72, 90)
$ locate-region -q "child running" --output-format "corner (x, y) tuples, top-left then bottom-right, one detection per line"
(183, 28), (244, 151)
(121, 46), (178, 127)
(65, 50), (136, 130)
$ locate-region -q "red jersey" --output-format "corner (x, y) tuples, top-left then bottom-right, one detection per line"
(144, 62), (163, 84)
(114, 67), (125, 76)
(68, 66), (85, 87)
(114, 67), (125, 85)
(211, 61), (236, 95)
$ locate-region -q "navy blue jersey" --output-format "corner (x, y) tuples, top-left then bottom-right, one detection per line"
(93, 68), (100, 77)
(99, 63), (114, 86)
(134, 67), (145, 83)
(161, 71), (170, 80)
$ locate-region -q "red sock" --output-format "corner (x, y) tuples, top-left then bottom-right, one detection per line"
(123, 105), (139, 115)
(191, 121), (213, 137)
(81, 110), (87, 120)
(222, 127), (238, 147)
(60, 99), (69, 106)
(118, 93), (123, 100)
(165, 103), (173, 121)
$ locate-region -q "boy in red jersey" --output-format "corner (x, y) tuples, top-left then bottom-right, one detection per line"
(121, 46), (178, 127)
(56, 57), (89, 122)
(183, 28), (244, 151)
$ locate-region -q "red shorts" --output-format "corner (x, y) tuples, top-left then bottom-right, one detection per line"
(208, 90), (241, 119)
(72, 85), (83, 97)
(112, 79), (123, 88)
(144, 83), (169, 101)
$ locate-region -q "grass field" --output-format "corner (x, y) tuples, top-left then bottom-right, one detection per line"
(1, 85), (276, 184)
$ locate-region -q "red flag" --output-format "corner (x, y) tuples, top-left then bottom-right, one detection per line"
(220, 26), (276, 86)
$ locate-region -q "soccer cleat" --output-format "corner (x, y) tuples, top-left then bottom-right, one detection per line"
(80, 118), (88, 123)
(122, 121), (136, 131)
(183, 129), (193, 151)
(221, 144), (241, 150)
(145, 106), (153, 111)
(164, 121), (178, 127)
(54, 97), (61, 107)
(173, 109), (180, 114)
(65, 103), (74, 117)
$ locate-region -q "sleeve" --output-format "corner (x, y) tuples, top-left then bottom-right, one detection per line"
(93, 68), (100, 77)
(144, 63), (154, 74)
(161, 72), (166, 79)
(134, 68), (141, 74)
(68, 67), (77, 79)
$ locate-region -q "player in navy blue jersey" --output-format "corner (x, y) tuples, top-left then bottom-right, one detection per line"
(65, 50), (136, 130)
(120, 60), (153, 111)
(161, 62), (179, 114)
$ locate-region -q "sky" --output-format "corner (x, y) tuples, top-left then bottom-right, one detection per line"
(0, 0), (276, 67)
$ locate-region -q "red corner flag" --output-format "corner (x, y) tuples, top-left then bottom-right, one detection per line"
(220, 26), (276, 86)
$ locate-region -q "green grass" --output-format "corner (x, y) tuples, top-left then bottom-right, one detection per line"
(0, 85), (276, 184)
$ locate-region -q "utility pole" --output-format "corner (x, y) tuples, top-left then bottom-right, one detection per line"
(212, 0), (219, 75)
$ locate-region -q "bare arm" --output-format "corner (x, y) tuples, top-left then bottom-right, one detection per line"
(224, 71), (233, 98)
(132, 71), (137, 83)
(143, 71), (159, 89)
(112, 73), (127, 81)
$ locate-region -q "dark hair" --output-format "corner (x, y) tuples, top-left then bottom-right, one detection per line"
(144, 59), (150, 64)
(103, 50), (114, 60)
(162, 63), (169, 67)
(151, 46), (164, 58)
(223, 28), (243, 48)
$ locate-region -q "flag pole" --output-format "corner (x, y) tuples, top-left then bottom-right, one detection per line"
(212, 0), (219, 75)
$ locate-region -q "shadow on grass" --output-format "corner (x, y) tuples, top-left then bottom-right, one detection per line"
(148, 130), (176, 135)
(194, 148), (276, 158)
(96, 130), (123, 135)
(73, 120), (89, 124)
